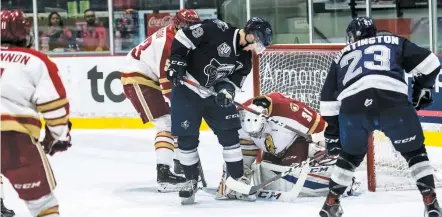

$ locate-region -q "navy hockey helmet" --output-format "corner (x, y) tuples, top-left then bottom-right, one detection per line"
(346, 17), (377, 44)
(244, 17), (273, 54)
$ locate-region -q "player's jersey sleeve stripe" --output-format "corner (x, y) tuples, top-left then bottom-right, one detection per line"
(174, 30), (196, 50)
(337, 74), (408, 101)
(408, 53), (440, 75)
(320, 101), (341, 116)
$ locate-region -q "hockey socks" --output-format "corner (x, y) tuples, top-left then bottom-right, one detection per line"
(401, 146), (441, 216)
(328, 152), (363, 195)
(320, 151), (364, 217)
(154, 131), (175, 167)
(223, 144), (244, 179)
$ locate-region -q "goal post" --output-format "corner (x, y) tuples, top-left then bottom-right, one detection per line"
(251, 43), (442, 192)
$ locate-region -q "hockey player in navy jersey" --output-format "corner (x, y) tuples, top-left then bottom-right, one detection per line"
(166, 17), (272, 204)
(319, 17), (441, 217)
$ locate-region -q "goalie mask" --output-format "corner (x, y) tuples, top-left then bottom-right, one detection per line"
(241, 97), (272, 137)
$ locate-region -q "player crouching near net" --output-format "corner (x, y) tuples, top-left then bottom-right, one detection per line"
(119, 9), (200, 192)
(216, 92), (361, 201)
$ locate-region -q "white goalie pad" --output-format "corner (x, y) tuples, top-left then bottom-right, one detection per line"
(252, 161), (331, 197)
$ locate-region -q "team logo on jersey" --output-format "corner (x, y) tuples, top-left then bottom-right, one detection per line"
(290, 103), (299, 112)
(264, 134), (277, 154)
(190, 24), (204, 38)
(217, 42), (231, 57)
(203, 58), (236, 87)
(213, 19), (229, 31)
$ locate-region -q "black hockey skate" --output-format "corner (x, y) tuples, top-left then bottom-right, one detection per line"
(179, 179), (198, 205)
(319, 191), (343, 217)
(157, 164), (186, 193)
(1, 199), (15, 217)
(173, 159), (184, 175)
(423, 191), (442, 217)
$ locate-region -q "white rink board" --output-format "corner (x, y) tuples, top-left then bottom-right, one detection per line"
(51, 56), (255, 118)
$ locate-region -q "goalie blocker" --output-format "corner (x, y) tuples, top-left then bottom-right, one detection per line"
(217, 93), (361, 201)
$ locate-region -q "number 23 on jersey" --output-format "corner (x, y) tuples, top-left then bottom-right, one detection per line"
(340, 45), (391, 86)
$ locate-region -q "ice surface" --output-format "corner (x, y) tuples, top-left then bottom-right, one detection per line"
(4, 130), (442, 217)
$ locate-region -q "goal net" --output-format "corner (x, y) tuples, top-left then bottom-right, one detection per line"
(252, 44), (442, 192)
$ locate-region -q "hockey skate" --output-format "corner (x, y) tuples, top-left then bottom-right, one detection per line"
(173, 159), (184, 175)
(157, 164), (186, 193)
(179, 179), (198, 205)
(423, 190), (442, 217)
(319, 191), (343, 217)
(1, 199), (15, 217)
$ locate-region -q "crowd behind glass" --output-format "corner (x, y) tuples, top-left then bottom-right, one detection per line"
(1, 0), (441, 55)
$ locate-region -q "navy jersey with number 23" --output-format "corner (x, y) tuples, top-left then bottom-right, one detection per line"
(319, 35), (440, 137)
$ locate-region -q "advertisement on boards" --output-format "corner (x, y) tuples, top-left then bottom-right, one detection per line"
(52, 56), (138, 118)
(144, 12), (173, 37)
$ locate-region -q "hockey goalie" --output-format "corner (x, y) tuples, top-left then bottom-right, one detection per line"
(216, 92), (361, 200)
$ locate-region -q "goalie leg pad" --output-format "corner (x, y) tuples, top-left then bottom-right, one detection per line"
(122, 81), (170, 124)
(216, 163), (255, 201)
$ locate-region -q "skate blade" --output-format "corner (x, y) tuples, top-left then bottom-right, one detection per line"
(157, 182), (186, 193)
(180, 194), (196, 205)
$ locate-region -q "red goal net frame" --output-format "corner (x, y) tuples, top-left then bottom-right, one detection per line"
(250, 43), (439, 192)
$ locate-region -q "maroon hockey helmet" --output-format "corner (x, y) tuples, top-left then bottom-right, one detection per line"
(1, 10), (33, 47)
(173, 9), (200, 29)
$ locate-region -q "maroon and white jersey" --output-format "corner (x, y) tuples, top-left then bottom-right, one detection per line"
(120, 24), (175, 99)
(239, 92), (327, 157)
(0, 46), (70, 141)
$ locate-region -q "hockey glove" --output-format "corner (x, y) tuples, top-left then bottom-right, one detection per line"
(165, 55), (187, 87)
(41, 121), (73, 156)
(214, 81), (236, 107)
(412, 83), (433, 111)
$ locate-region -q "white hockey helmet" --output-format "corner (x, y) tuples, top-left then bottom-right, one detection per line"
(240, 97), (271, 137)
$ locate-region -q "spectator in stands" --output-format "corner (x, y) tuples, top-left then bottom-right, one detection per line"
(40, 12), (75, 52)
(78, 9), (107, 51)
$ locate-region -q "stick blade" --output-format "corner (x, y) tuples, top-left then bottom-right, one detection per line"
(225, 177), (253, 195)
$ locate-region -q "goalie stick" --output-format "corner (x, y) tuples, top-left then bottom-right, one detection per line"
(181, 77), (312, 140)
(225, 158), (310, 200)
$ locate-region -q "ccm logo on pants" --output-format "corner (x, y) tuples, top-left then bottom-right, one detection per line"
(225, 114), (239, 119)
(393, 135), (416, 144)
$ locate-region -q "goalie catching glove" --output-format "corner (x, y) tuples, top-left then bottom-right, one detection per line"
(165, 55), (187, 87)
(40, 121), (73, 156)
(412, 79), (433, 110)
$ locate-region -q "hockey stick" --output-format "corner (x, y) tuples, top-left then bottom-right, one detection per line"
(198, 161), (208, 188)
(181, 78), (312, 140)
(225, 158), (310, 196)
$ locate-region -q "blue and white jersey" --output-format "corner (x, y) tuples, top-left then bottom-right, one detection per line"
(320, 35), (440, 139)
